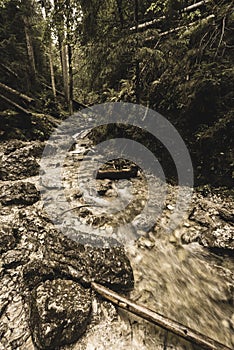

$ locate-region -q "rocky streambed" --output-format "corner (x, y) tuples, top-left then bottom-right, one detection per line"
(0, 112), (233, 350)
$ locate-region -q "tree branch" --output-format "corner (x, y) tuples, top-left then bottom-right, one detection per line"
(92, 282), (232, 350)
(130, 0), (211, 31)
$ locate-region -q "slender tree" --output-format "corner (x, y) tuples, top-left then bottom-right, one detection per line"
(40, 0), (57, 100)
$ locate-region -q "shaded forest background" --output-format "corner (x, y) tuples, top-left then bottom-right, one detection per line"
(0, 0), (233, 187)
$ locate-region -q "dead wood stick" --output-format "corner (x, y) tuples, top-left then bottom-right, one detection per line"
(130, 0), (210, 31)
(146, 14), (215, 41)
(0, 94), (32, 116)
(96, 166), (138, 180)
(91, 282), (232, 350)
(0, 82), (34, 103)
(0, 63), (18, 78)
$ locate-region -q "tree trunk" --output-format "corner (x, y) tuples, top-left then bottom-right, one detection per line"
(54, 0), (69, 108)
(48, 42), (57, 100)
(0, 94), (32, 115)
(23, 16), (36, 83)
(131, 0), (210, 31)
(116, 0), (124, 28)
(134, 0), (140, 104)
(0, 82), (34, 104)
(65, 0), (73, 115)
(42, 1), (57, 100)
(68, 43), (73, 114)
(61, 41), (69, 106)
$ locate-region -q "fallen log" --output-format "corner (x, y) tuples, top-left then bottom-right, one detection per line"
(42, 82), (88, 110)
(145, 14), (215, 41)
(0, 82), (34, 104)
(0, 94), (32, 116)
(130, 0), (210, 31)
(0, 63), (18, 78)
(96, 166), (138, 180)
(92, 282), (232, 350)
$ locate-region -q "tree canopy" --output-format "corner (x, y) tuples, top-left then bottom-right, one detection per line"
(0, 0), (233, 186)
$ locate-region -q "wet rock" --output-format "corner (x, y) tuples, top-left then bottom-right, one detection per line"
(200, 226), (234, 252)
(0, 148), (39, 180)
(23, 260), (69, 290)
(29, 279), (92, 350)
(2, 249), (30, 269)
(218, 208), (234, 224)
(0, 182), (40, 206)
(14, 209), (134, 292)
(3, 140), (45, 158)
(183, 195), (234, 253)
(0, 225), (17, 254)
(6, 208), (134, 348)
(3, 140), (26, 155)
(181, 228), (201, 245)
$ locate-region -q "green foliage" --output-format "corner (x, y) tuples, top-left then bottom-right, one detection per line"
(0, 0), (232, 184)
(0, 0), (49, 93)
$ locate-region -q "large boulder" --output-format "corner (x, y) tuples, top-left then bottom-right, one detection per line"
(29, 279), (92, 350)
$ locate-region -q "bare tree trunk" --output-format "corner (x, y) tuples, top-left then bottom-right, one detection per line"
(23, 16), (36, 83)
(48, 42), (57, 99)
(61, 41), (69, 106)
(65, 0), (73, 114)
(54, 0), (69, 108)
(134, 0), (140, 104)
(0, 82), (34, 104)
(42, 82), (88, 110)
(42, 2), (57, 100)
(0, 94), (32, 115)
(131, 0), (211, 31)
(116, 0), (124, 28)
(68, 43), (73, 114)
(0, 63), (18, 78)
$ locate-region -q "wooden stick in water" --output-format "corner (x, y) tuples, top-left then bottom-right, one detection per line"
(91, 282), (232, 350)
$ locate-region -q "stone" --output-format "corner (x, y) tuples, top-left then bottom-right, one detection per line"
(0, 148), (39, 181)
(0, 225), (17, 254)
(0, 182), (40, 206)
(200, 226), (234, 252)
(5, 208), (134, 348)
(2, 249), (29, 269)
(29, 279), (92, 350)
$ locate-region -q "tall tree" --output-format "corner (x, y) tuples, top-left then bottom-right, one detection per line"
(53, 0), (69, 107)
(0, 0), (48, 93)
(40, 0), (57, 100)
(51, 0), (81, 113)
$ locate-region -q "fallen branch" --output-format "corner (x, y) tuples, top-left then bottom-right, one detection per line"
(96, 166), (138, 180)
(0, 82), (34, 104)
(42, 82), (88, 110)
(183, 0), (210, 12)
(0, 94), (32, 116)
(145, 14), (215, 41)
(0, 63), (18, 78)
(92, 282), (232, 350)
(130, 15), (165, 31)
(215, 15), (226, 56)
(130, 0), (210, 31)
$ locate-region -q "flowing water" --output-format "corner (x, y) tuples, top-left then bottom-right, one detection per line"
(0, 121), (233, 350)
(58, 134), (234, 350)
